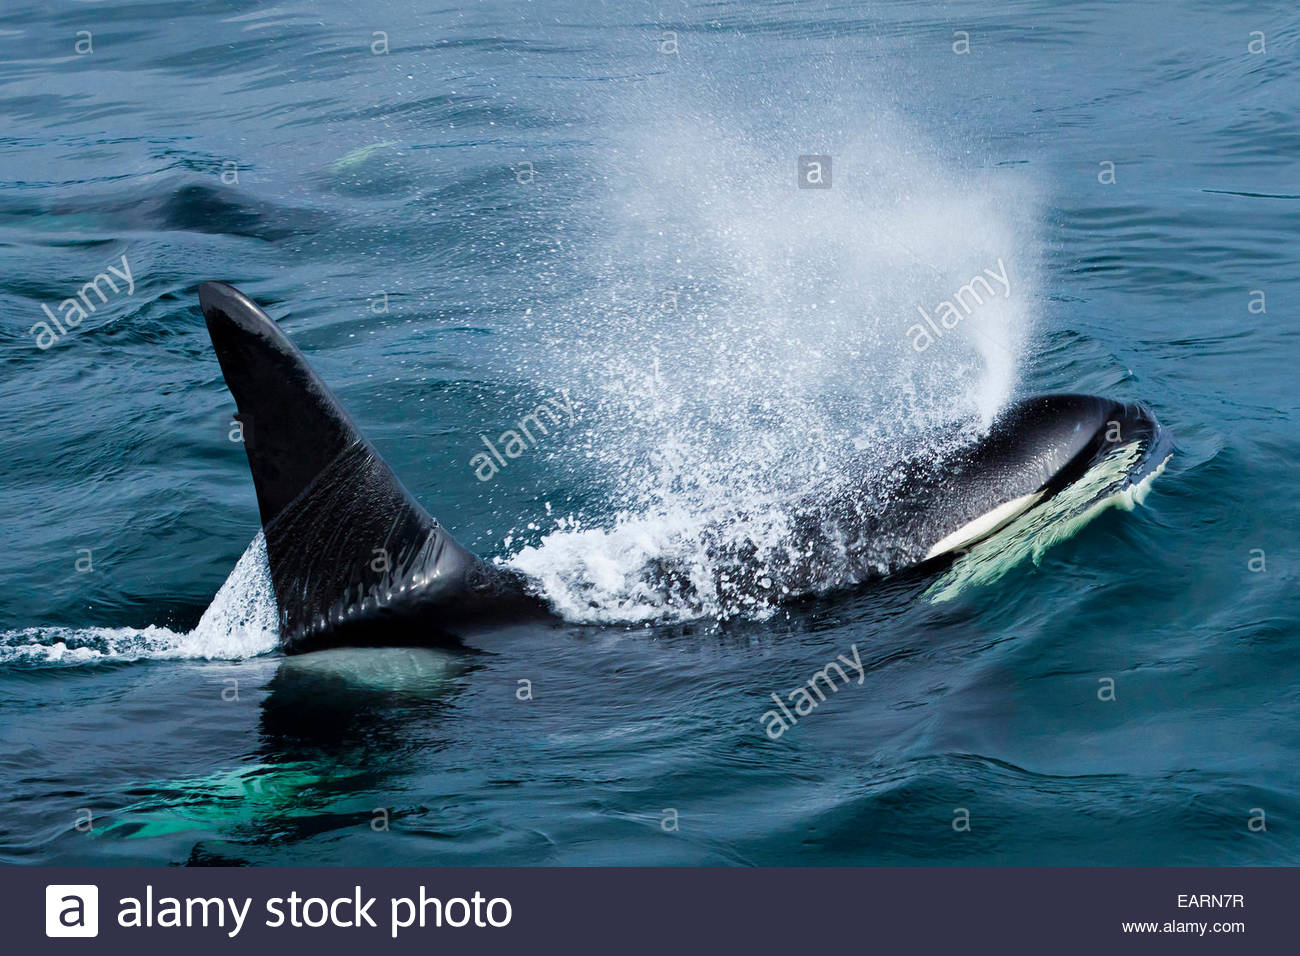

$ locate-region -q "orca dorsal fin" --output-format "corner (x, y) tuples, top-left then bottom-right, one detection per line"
(201, 281), (364, 527)
(199, 281), (496, 651)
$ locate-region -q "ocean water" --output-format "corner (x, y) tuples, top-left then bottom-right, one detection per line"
(1, 0), (1298, 866)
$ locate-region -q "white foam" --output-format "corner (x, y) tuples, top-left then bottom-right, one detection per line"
(508, 504), (795, 624)
(0, 534), (279, 666)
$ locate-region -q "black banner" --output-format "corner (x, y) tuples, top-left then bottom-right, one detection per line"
(7, 867), (1291, 953)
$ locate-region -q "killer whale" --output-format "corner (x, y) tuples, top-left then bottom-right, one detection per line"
(199, 281), (1167, 652)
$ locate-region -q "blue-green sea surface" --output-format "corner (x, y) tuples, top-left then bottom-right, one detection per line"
(1, 0), (1298, 865)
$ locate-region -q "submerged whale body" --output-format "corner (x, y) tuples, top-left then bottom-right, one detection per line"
(199, 281), (1167, 653)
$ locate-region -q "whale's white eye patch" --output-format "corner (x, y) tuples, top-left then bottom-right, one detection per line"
(924, 492), (1041, 559)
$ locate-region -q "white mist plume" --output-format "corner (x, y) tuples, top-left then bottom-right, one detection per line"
(509, 88), (1040, 623)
